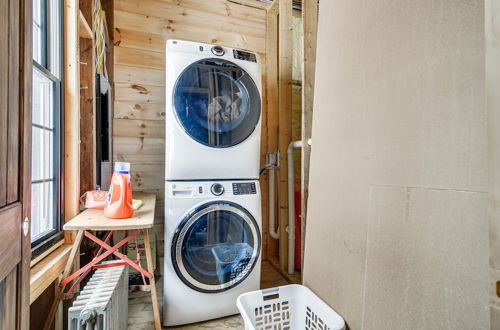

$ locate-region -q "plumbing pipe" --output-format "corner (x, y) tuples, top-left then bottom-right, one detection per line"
(268, 167), (280, 240)
(287, 140), (302, 275)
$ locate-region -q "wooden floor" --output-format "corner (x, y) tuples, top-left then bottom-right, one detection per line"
(128, 261), (289, 329)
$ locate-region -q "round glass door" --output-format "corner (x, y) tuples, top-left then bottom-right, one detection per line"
(173, 59), (261, 148)
(171, 201), (261, 293)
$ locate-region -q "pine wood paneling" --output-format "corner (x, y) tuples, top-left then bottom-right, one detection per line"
(114, 137), (165, 156)
(114, 65), (165, 87)
(115, 0), (266, 25)
(114, 101), (165, 121)
(113, 118), (164, 138)
(113, 0), (267, 245)
(115, 153), (164, 165)
(115, 82), (165, 104)
(114, 47), (164, 69)
(114, 10), (265, 53)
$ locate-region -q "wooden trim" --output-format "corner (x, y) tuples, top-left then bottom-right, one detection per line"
(227, 0), (271, 10)
(7, 0), (20, 205)
(19, 0), (33, 327)
(79, 36), (96, 195)
(265, 3), (279, 260)
(78, 10), (93, 39)
(277, 0), (293, 274)
(64, 0), (80, 244)
(30, 239), (64, 268)
(29, 245), (72, 304)
(267, 255), (301, 284)
(301, 0), (318, 273)
(267, 0), (278, 14)
(143, 230), (161, 330)
(0, 0), (8, 207)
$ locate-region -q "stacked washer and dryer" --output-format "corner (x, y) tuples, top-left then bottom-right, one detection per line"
(163, 39), (263, 326)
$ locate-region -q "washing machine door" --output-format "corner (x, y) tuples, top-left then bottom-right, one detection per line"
(171, 201), (261, 293)
(173, 59), (261, 148)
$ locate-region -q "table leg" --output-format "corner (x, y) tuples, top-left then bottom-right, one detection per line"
(43, 229), (84, 330)
(143, 229), (161, 330)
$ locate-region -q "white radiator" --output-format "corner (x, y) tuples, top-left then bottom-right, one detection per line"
(68, 261), (129, 330)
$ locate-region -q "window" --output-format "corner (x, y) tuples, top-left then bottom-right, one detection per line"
(31, 0), (63, 258)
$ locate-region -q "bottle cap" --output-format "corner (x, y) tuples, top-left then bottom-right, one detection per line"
(114, 162), (130, 173)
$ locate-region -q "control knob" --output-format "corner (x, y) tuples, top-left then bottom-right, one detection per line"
(211, 183), (224, 196)
(211, 46), (225, 56)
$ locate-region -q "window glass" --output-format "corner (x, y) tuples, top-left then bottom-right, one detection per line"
(173, 59), (260, 148)
(47, 0), (61, 78)
(32, 68), (54, 128)
(31, 0), (62, 252)
(172, 203), (260, 292)
(31, 127), (54, 182)
(31, 182), (54, 240)
(32, 0), (44, 65)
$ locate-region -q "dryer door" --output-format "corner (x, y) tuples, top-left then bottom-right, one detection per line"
(171, 201), (261, 293)
(173, 59), (261, 148)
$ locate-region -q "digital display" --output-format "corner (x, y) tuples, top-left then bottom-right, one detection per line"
(233, 182), (257, 195)
(233, 50), (257, 63)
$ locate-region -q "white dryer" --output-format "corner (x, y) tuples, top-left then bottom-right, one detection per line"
(163, 180), (262, 326)
(165, 39), (262, 180)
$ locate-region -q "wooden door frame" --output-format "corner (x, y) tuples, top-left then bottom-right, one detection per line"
(18, 0), (32, 328)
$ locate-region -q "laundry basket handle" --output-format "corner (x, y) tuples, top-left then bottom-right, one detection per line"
(261, 287), (280, 301)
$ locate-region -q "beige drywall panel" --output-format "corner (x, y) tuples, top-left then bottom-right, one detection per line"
(486, 1), (500, 327)
(303, 0), (488, 329)
(363, 186), (488, 329)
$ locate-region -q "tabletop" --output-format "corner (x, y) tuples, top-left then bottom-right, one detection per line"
(63, 192), (156, 231)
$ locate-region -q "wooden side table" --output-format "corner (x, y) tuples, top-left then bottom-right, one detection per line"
(43, 192), (161, 330)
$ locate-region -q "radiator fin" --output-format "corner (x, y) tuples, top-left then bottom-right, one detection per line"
(68, 261), (129, 330)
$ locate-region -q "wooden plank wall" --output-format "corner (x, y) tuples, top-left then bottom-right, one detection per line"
(112, 0), (268, 264)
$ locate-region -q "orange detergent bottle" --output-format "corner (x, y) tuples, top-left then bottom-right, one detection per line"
(104, 162), (133, 219)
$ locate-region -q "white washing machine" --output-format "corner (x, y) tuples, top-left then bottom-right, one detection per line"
(163, 180), (262, 326)
(165, 39), (262, 180)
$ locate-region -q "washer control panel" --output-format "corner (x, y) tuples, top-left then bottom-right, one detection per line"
(169, 181), (259, 198)
(232, 182), (257, 195)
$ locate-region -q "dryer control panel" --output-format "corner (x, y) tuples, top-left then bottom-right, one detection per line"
(232, 182), (257, 195)
(233, 49), (257, 63)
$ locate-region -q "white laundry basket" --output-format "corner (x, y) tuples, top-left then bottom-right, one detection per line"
(237, 284), (345, 330)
